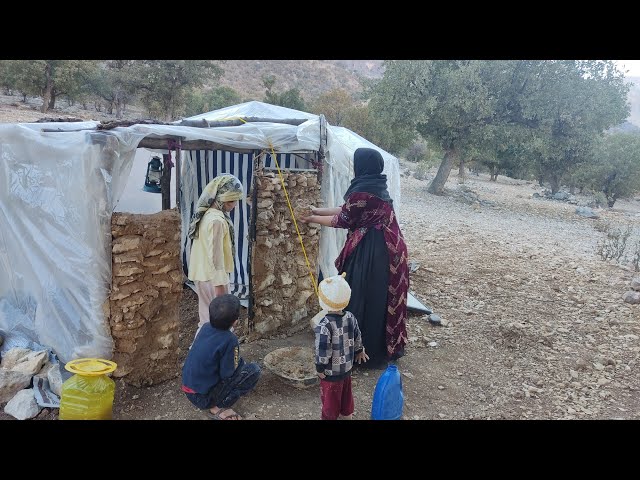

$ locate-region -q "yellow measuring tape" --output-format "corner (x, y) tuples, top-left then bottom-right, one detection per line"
(267, 144), (319, 298)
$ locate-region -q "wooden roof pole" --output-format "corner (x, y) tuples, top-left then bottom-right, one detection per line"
(175, 138), (181, 212)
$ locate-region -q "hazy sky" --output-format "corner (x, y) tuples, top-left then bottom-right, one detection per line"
(615, 60), (640, 77)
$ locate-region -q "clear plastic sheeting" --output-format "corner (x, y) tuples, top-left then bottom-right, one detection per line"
(181, 101), (317, 123)
(0, 123), (141, 363)
(128, 120), (321, 153)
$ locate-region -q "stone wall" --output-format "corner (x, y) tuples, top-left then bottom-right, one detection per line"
(251, 171), (322, 335)
(109, 209), (183, 386)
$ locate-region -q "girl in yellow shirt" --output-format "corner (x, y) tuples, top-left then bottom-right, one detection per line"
(187, 174), (244, 335)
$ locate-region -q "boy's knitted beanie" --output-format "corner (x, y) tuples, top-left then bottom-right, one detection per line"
(318, 272), (351, 312)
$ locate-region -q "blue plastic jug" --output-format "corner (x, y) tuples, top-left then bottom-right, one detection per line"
(371, 364), (403, 420)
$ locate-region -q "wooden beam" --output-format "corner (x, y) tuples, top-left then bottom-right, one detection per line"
(175, 139), (181, 212)
(177, 116), (309, 128)
(262, 167), (318, 173)
(137, 137), (254, 153)
(161, 153), (172, 210)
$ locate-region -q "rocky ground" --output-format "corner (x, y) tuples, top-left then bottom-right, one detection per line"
(108, 169), (640, 421)
(0, 93), (146, 124)
(1, 96), (640, 420)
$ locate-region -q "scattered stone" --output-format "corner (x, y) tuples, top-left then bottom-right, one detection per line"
(3, 389), (40, 420)
(622, 291), (640, 305)
(0, 369), (33, 403)
(1, 348), (48, 375)
(428, 313), (442, 326)
(575, 206), (599, 218)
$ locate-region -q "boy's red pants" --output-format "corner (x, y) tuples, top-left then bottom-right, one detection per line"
(320, 376), (354, 420)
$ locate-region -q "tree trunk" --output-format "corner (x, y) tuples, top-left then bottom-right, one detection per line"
(116, 100), (124, 119)
(161, 153), (173, 210)
(168, 99), (175, 122)
(569, 184), (575, 195)
(48, 90), (56, 110)
(490, 164), (499, 181)
(427, 147), (457, 195)
(458, 158), (466, 184)
(538, 175), (544, 187)
(41, 63), (53, 114)
(549, 174), (561, 194)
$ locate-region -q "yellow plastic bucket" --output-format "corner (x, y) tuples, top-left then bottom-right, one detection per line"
(59, 358), (117, 420)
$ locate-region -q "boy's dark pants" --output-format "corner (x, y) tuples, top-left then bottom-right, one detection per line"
(185, 362), (261, 410)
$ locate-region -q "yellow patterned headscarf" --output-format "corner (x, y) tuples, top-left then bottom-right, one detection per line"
(188, 174), (244, 244)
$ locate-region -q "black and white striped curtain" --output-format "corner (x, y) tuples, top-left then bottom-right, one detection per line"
(180, 150), (311, 300)
(263, 152), (310, 169)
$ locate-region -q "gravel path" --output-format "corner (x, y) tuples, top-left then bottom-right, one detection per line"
(399, 165), (640, 419)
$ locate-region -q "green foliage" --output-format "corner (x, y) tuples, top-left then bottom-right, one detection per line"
(277, 88), (306, 111)
(574, 132), (640, 206)
(526, 61), (630, 192)
(0, 60), (47, 99)
(0, 61), (19, 94)
(184, 86), (242, 117)
(54, 60), (101, 105)
(593, 191), (608, 208)
(343, 102), (416, 155)
(0, 60), (107, 111)
(309, 88), (355, 126)
(370, 61), (507, 152)
(368, 60), (631, 194)
(368, 60), (537, 192)
(137, 60), (225, 120)
(85, 60), (139, 118)
(262, 75), (307, 111)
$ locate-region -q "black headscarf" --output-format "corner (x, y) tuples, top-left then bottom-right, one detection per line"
(343, 147), (393, 204)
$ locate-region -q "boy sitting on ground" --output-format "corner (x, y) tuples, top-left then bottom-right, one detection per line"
(181, 294), (261, 420)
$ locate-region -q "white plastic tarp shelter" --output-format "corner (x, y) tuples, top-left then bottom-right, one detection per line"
(0, 101), (402, 364)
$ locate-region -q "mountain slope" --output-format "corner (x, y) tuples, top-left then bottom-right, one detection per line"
(216, 60), (384, 103)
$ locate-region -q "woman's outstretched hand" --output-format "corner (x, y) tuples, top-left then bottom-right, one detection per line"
(299, 206), (317, 224)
